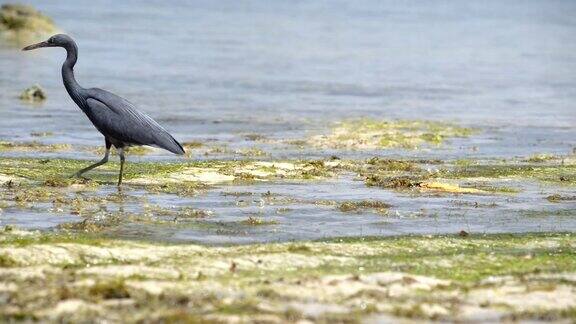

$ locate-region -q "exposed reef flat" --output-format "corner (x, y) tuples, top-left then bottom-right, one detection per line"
(0, 4), (58, 45)
(0, 229), (573, 322)
(0, 117), (574, 322)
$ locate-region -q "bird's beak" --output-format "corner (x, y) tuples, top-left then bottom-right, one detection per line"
(22, 40), (51, 51)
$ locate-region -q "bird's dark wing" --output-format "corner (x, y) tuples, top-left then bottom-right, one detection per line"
(84, 88), (184, 155)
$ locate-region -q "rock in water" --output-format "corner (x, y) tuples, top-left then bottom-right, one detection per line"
(0, 4), (57, 45)
(19, 85), (46, 103)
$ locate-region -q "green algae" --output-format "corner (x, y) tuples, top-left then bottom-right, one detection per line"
(0, 125), (574, 322)
(2, 153), (571, 189)
(309, 119), (476, 150)
(19, 84), (46, 103)
(240, 216), (278, 226)
(0, 4), (57, 45)
(143, 204), (213, 221)
(0, 155), (538, 201)
(365, 157), (418, 171)
(0, 141), (71, 152)
(0, 230), (573, 322)
(58, 204), (214, 233)
(454, 159), (477, 167)
(525, 153), (559, 163)
(359, 156), (575, 193)
(125, 146), (153, 156)
(12, 186), (65, 205)
(181, 141), (203, 157)
(508, 307), (576, 322)
(466, 184), (520, 194)
(440, 163), (576, 186)
(0, 154), (572, 220)
(347, 157), (433, 190)
(234, 147), (268, 157)
(87, 279), (131, 300)
(90, 145), (154, 156)
(337, 200), (391, 215)
(365, 174), (425, 189)
(315, 233), (576, 282)
(58, 212), (124, 232)
(0, 154), (572, 241)
(144, 182), (208, 197)
(0, 157), (219, 191)
(547, 194), (576, 203)
(181, 141), (203, 149)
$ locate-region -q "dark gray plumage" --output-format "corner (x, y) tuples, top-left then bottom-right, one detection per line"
(23, 34), (184, 185)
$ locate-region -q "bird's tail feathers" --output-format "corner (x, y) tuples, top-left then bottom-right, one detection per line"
(156, 134), (185, 155)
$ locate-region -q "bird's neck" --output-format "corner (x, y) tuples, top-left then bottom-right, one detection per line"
(61, 41), (84, 101)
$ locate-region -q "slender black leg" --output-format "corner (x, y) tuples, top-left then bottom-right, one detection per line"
(117, 147), (125, 186)
(74, 139), (112, 178)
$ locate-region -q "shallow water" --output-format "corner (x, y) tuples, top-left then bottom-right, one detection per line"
(0, 0), (575, 243)
(2, 1), (575, 150)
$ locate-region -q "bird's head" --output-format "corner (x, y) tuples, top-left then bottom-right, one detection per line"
(22, 34), (74, 51)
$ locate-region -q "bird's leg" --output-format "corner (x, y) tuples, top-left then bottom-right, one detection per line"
(117, 147), (125, 187)
(74, 140), (111, 178)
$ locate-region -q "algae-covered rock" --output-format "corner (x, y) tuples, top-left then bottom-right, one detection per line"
(0, 174), (24, 186)
(0, 141), (70, 152)
(419, 181), (487, 194)
(0, 4), (57, 45)
(0, 230), (574, 322)
(337, 200), (391, 214)
(19, 84), (46, 103)
(307, 119), (476, 150)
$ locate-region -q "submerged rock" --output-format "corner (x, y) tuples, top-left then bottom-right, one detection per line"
(19, 85), (46, 103)
(0, 4), (57, 45)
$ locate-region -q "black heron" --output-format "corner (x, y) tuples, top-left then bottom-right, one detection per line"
(22, 34), (185, 186)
